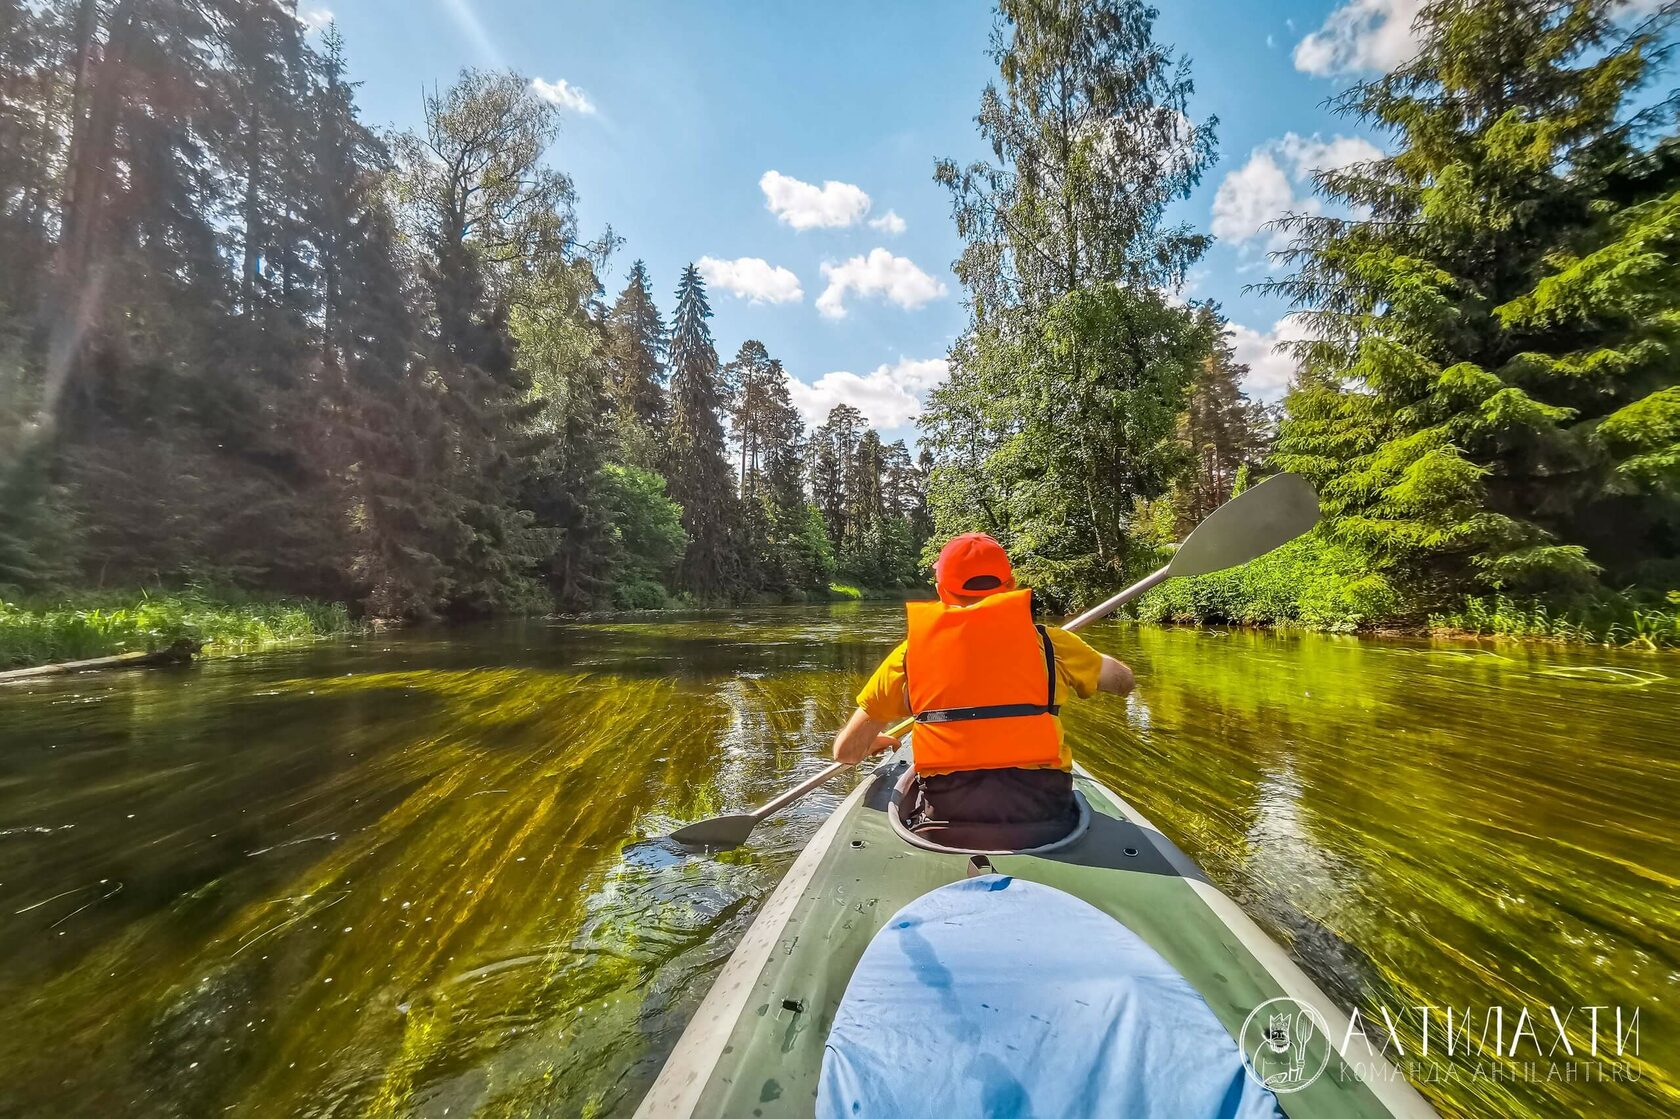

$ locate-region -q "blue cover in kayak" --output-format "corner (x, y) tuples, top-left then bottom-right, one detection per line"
(817, 875), (1284, 1119)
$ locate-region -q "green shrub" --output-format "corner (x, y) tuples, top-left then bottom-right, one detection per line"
(1135, 533), (1402, 632)
(828, 582), (863, 601)
(609, 578), (672, 612)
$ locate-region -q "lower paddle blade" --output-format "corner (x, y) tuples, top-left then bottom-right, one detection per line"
(670, 813), (759, 849)
(1168, 472), (1319, 579)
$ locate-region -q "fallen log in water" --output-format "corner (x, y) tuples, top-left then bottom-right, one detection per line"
(0, 638), (202, 683)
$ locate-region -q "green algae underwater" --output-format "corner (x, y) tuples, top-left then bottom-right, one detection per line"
(0, 605), (1675, 1118)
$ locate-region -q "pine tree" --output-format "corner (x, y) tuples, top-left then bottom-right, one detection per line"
(842, 428), (886, 576)
(44, 0), (232, 438)
(0, 0), (61, 312)
(810, 403), (864, 546)
(1267, 0), (1680, 609)
(723, 339), (781, 499)
(664, 263), (741, 599)
(1, 0), (63, 576)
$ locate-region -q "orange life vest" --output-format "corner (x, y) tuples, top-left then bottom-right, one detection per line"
(904, 588), (1061, 774)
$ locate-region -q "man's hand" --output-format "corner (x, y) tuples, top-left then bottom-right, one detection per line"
(871, 734), (902, 755)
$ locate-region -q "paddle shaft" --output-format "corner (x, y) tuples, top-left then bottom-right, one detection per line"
(1061, 565), (1170, 632)
(735, 561), (1171, 826)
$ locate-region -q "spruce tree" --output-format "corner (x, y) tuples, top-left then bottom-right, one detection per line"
(311, 27), (449, 616)
(604, 260), (668, 471)
(910, 447), (936, 548)
(515, 255), (619, 612)
(664, 264), (741, 599)
(1176, 305), (1271, 531)
(761, 371), (819, 591)
(396, 70), (575, 614)
(842, 428), (886, 577)
(1268, 0), (1680, 608)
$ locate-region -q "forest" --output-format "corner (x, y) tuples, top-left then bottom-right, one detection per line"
(2, 0), (1678, 653)
(0, 2), (931, 638)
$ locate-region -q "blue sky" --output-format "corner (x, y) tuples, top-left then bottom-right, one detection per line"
(307, 1), (1438, 444)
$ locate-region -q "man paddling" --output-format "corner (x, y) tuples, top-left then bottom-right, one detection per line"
(831, 532), (1134, 845)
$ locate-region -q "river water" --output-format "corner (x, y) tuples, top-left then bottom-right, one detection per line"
(0, 605), (1674, 1118)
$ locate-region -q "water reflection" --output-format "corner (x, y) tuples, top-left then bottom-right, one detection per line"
(1068, 626), (1679, 1119)
(0, 609), (1674, 1118)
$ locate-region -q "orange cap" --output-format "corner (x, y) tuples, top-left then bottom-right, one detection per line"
(933, 533), (1015, 604)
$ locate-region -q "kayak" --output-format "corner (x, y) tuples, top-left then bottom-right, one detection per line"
(636, 754), (1438, 1118)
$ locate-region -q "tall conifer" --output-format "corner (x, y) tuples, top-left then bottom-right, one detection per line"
(664, 264), (740, 598)
(1268, 0), (1680, 607)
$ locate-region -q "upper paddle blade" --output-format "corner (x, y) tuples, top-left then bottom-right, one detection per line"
(669, 813), (759, 849)
(1168, 472), (1319, 579)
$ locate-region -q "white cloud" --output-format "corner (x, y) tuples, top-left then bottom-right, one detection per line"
(530, 77), (596, 115)
(298, 6), (334, 31)
(816, 249), (947, 318)
(696, 256), (803, 305)
(1212, 152), (1298, 248)
(1293, 0), (1425, 77)
(868, 209), (907, 235)
(760, 170), (871, 230)
(1227, 317), (1314, 402)
(787, 358), (949, 428)
(1211, 132), (1383, 249)
(1277, 133), (1384, 177)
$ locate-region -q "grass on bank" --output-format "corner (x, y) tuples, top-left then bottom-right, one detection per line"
(1429, 594), (1680, 650)
(0, 589), (359, 670)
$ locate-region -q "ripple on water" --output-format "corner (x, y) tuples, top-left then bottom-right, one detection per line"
(1534, 665), (1667, 686)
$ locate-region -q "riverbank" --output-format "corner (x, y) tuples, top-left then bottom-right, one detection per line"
(1137, 596), (1680, 649)
(548, 582), (926, 622)
(0, 583), (925, 672)
(0, 590), (360, 671)
(1132, 538), (1680, 649)
(700, 582), (922, 606)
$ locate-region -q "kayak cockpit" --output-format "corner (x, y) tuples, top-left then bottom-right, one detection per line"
(884, 762), (1093, 855)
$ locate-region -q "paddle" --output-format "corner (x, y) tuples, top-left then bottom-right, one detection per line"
(669, 472), (1320, 848)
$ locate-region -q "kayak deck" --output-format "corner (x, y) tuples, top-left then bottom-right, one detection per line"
(638, 757), (1434, 1118)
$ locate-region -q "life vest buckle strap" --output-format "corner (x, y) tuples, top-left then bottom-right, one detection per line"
(914, 702), (1060, 724)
